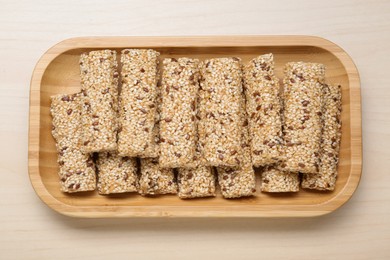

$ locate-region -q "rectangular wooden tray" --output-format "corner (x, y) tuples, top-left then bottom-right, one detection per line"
(28, 36), (362, 218)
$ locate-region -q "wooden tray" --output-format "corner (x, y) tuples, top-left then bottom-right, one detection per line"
(28, 36), (362, 218)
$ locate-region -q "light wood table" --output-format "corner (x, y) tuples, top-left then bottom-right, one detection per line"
(1, 0), (389, 259)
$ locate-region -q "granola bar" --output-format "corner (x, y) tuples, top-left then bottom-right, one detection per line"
(302, 84), (342, 190)
(217, 93), (256, 198)
(159, 58), (200, 168)
(139, 158), (177, 195)
(50, 93), (96, 193)
(280, 62), (325, 174)
(96, 152), (138, 194)
(177, 165), (216, 199)
(243, 54), (283, 167)
(198, 57), (243, 167)
(260, 166), (299, 192)
(79, 50), (119, 153)
(117, 49), (160, 158)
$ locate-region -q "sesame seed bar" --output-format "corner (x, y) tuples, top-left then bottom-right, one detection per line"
(96, 152), (138, 194)
(176, 74), (217, 199)
(302, 84), (342, 191)
(139, 158), (177, 195)
(80, 50), (119, 153)
(178, 165), (216, 199)
(118, 49), (160, 158)
(217, 93), (256, 198)
(50, 93), (96, 193)
(198, 58), (243, 167)
(280, 62), (325, 174)
(159, 58), (200, 168)
(243, 54), (284, 167)
(260, 166), (299, 192)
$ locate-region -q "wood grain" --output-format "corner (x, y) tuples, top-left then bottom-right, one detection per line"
(28, 36), (362, 217)
(2, 0), (390, 259)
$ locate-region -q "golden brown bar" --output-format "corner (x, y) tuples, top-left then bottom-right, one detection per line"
(281, 62), (325, 174)
(302, 84), (342, 190)
(96, 152), (138, 194)
(159, 58), (200, 168)
(198, 57), (243, 167)
(177, 165), (216, 199)
(50, 93), (96, 193)
(80, 50), (119, 153)
(139, 158), (177, 195)
(118, 49), (160, 158)
(261, 166), (299, 192)
(243, 54), (284, 167)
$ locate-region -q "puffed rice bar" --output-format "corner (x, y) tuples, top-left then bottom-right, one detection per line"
(302, 84), (342, 190)
(159, 58), (200, 168)
(198, 57), (243, 167)
(139, 158), (177, 195)
(96, 152), (138, 194)
(117, 49), (160, 158)
(50, 93), (96, 193)
(80, 50), (119, 153)
(260, 166), (299, 192)
(280, 62), (325, 174)
(243, 54), (284, 167)
(217, 93), (256, 198)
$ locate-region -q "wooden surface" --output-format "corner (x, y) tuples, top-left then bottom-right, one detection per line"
(2, 0), (390, 258)
(29, 36), (362, 218)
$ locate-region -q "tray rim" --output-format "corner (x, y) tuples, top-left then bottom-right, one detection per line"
(28, 35), (362, 218)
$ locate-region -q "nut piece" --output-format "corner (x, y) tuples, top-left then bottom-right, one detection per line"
(50, 93), (96, 193)
(79, 50), (119, 153)
(302, 84), (342, 191)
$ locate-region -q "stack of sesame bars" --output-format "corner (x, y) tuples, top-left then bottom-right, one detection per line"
(50, 49), (342, 198)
